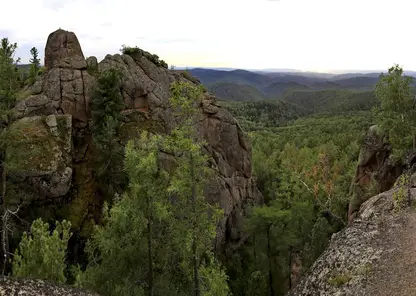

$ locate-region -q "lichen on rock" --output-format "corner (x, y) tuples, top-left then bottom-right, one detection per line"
(288, 185), (416, 296)
(6, 115), (72, 201)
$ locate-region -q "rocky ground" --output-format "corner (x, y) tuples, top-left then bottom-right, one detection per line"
(288, 186), (416, 296)
(0, 277), (98, 295)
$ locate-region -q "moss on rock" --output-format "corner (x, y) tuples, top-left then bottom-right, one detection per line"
(6, 117), (59, 174)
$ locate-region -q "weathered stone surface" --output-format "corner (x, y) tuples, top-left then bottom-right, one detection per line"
(86, 56), (98, 71)
(0, 277), (99, 295)
(348, 125), (402, 223)
(98, 51), (262, 252)
(12, 28), (262, 254)
(6, 115), (72, 200)
(288, 186), (416, 296)
(45, 29), (87, 70)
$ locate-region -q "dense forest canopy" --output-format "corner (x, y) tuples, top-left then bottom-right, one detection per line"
(0, 34), (414, 296)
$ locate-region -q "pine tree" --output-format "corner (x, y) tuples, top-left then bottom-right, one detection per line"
(12, 218), (72, 283)
(0, 38), (20, 119)
(0, 37), (20, 275)
(90, 68), (126, 201)
(28, 47), (40, 84)
(79, 132), (175, 296)
(166, 81), (230, 296)
(79, 81), (231, 296)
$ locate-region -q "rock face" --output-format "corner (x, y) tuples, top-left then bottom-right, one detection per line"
(11, 29), (262, 253)
(45, 29), (87, 70)
(0, 277), (98, 295)
(348, 125), (402, 223)
(288, 184), (416, 296)
(6, 115), (72, 202)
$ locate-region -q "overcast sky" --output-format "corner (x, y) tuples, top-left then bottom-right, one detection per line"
(1, 0), (415, 72)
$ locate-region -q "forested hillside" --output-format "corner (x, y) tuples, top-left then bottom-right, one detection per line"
(222, 105), (374, 295)
(188, 68), (416, 105)
(2, 29), (416, 296)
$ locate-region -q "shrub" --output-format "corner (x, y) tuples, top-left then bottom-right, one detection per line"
(12, 218), (72, 283)
(120, 45), (168, 69)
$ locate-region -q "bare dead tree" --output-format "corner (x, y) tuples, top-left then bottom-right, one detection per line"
(2, 204), (21, 275)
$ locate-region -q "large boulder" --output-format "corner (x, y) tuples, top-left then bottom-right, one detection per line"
(6, 115), (72, 202)
(44, 29), (87, 70)
(0, 277), (98, 295)
(11, 29), (262, 254)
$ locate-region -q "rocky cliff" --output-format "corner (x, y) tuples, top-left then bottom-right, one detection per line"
(348, 125), (403, 223)
(288, 183), (416, 296)
(288, 125), (416, 296)
(8, 29), (262, 255)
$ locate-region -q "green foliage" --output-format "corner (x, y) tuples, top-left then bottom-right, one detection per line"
(77, 197), (148, 296)
(223, 100), (307, 130)
(120, 45), (168, 69)
(91, 68), (126, 200)
(393, 174), (410, 210)
(240, 201), (315, 295)
(27, 47), (40, 85)
(79, 131), (172, 294)
(12, 218), (72, 283)
(226, 99), (372, 295)
(373, 64), (416, 160)
(79, 81), (230, 296)
(166, 80), (227, 295)
(91, 69), (124, 131)
(282, 89), (376, 114)
(199, 259), (231, 296)
(0, 37), (21, 118)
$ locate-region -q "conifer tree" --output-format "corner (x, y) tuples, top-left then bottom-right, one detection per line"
(79, 132), (174, 296)
(12, 218), (72, 283)
(79, 81), (231, 296)
(0, 37), (20, 274)
(28, 47), (40, 84)
(165, 81), (229, 296)
(0, 38), (20, 119)
(90, 68), (126, 201)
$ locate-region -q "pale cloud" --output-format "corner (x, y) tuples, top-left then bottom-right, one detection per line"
(1, 0), (416, 71)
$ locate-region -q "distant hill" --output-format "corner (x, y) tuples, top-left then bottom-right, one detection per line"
(332, 76), (379, 89)
(209, 83), (265, 101)
(282, 89), (376, 113)
(188, 68), (272, 89)
(263, 81), (308, 97)
(330, 73), (382, 80)
(189, 68), (383, 101)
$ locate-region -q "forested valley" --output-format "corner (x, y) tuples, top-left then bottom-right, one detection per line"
(1, 31), (415, 296)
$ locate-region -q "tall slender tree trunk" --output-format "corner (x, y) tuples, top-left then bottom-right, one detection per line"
(267, 225), (275, 296)
(190, 154), (200, 296)
(1, 164), (7, 275)
(147, 194), (154, 296)
(253, 233), (257, 270)
(288, 246), (292, 290)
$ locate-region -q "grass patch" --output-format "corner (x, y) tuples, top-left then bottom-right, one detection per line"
(328, 272), (352, 287)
